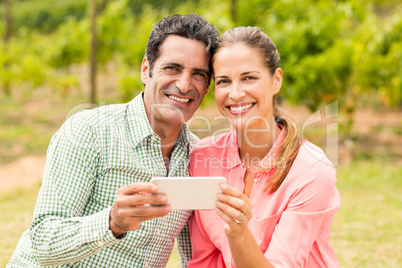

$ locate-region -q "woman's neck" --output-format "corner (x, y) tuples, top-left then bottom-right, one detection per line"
(236, 120), (281, 168)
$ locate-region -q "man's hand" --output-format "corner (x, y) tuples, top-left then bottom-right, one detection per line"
(109, 182), (171, 237)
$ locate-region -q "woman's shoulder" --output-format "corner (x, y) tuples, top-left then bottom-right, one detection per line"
(283, 141), (337, 186)
(296, 140), (335, 170)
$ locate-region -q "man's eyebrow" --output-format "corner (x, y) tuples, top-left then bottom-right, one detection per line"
(161, 62), (209, 75)
(161, 62), (184, 69)
(193, 68), (209, 75)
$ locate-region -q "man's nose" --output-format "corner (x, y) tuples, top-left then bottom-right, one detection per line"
(176, 72), (192, 94)
(228, 83), (246, 101)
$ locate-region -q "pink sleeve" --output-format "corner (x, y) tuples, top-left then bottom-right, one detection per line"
(188, 211), (226, 268)
(265, 162), (340, 267)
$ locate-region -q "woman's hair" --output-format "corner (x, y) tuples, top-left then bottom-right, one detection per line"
(214, 26), (302, 193)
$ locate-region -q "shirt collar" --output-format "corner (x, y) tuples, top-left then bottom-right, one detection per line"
(125, 92), (191, 148)
(225, 124), (285, 170)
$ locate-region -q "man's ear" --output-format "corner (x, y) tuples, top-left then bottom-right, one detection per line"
(141, 57), (149, 85)
(273, 68), (283, 94)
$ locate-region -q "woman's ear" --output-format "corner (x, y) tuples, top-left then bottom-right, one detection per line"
(141, 57), (149, 85)
(273, 68), (283, 94)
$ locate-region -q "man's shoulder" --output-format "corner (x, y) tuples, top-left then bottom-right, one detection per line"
(73, 102), (129, 127)
(61, 101), (134, 137)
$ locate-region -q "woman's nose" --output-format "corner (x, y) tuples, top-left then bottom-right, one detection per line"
(228, 83), (246, 101)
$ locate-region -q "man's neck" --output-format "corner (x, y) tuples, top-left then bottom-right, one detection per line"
(154, 121), (183, 171)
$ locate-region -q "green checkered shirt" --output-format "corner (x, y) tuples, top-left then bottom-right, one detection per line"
(8, 93), (198, 267)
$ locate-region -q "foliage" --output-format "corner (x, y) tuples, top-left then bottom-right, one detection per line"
(0, 0), (89, 33)
(0, 0), (401, 113)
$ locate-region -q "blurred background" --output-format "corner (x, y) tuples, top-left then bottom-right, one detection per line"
(0, 0), (401, 267)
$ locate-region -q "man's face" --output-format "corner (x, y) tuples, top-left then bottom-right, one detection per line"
(142, 35), (210, 127)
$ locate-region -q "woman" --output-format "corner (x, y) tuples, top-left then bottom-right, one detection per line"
(188, 27), (340, 267)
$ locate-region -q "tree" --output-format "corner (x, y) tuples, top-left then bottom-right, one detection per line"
(89, 0), (97, 104)
(2, 0), (11, 96)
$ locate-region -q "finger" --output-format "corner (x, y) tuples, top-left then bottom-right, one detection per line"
(216, 200), (245, 222)
(118, 183), (159, 195)
(220, 184), (243, 198)
(217, 193), (251, 216)
(116, 193), (168, 208)
(119, 204), (172, 218)
(219, 184), (253, 208)
(215, 207), (235, 224)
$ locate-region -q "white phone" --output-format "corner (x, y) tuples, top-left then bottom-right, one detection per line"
(150, 176), (226, 210)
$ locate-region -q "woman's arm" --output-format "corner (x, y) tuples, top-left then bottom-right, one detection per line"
(215, 184), (275, 268)
(217, 159), (340, 268)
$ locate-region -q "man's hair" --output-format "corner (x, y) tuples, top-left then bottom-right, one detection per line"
(145, 14), (219, 77)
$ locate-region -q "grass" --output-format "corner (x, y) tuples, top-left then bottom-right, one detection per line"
(1, 161), (401, 267)
(332, 161), (402, 267)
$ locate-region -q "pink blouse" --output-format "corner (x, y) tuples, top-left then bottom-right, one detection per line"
(188, 129), (340, 267)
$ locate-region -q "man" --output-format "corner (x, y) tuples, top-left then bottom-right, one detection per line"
(8, 14), (218, 267)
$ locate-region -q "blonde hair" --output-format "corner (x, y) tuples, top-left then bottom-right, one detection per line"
(214, 26), (302, 192)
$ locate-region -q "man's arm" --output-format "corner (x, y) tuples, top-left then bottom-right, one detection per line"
(30, 112), (119, 265)
(176, 220), (192, 267)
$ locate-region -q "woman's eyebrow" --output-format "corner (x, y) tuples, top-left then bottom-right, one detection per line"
(215, 75), (229, 79)
(241, 71), (260, 75)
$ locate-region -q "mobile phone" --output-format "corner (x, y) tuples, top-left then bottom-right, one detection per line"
(150, 176), (226, 210)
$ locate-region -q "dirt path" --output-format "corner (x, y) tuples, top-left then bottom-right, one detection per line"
(0, 155), (46, 193)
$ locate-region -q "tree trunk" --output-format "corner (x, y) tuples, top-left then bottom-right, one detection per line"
(100, 0), (109, 11)
(231, 0), (237, 24)
(89, 0), (97, 104)
(3, 0), (11, 43)
(3, 0), (12, 96)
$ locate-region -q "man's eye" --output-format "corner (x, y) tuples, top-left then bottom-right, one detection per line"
(193, 72), (207, 80)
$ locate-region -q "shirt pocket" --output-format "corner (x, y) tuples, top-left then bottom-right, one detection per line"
(251, 213), (281, 253)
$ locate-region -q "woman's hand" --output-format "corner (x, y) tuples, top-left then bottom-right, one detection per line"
(215, 184), (253, 238)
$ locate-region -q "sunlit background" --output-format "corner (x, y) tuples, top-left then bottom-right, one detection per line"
(0, 0), (401, 267)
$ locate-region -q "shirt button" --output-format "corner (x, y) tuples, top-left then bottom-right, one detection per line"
(151, 135), (157, 141)
(144, 262), (149, 268)
(97, 240), (104, 247)
(159, 162), (165, 168)
(156, 229), (161, 236)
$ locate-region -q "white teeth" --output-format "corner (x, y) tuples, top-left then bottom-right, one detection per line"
(229, 103), (253, 112)
(168, 95), (190, 103)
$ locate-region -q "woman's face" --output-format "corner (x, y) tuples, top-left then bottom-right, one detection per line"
(213, 43), (282, 130)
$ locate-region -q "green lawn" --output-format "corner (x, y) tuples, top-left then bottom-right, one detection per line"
(1, 161), (401, 267)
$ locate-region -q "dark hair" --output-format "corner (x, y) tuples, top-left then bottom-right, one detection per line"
(145, 14), (219, 78)
(214, 27), (302, 193)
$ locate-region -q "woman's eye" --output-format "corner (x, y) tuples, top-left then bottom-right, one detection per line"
(216, 79), (229, 85)
(244, 76), (256, 80)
